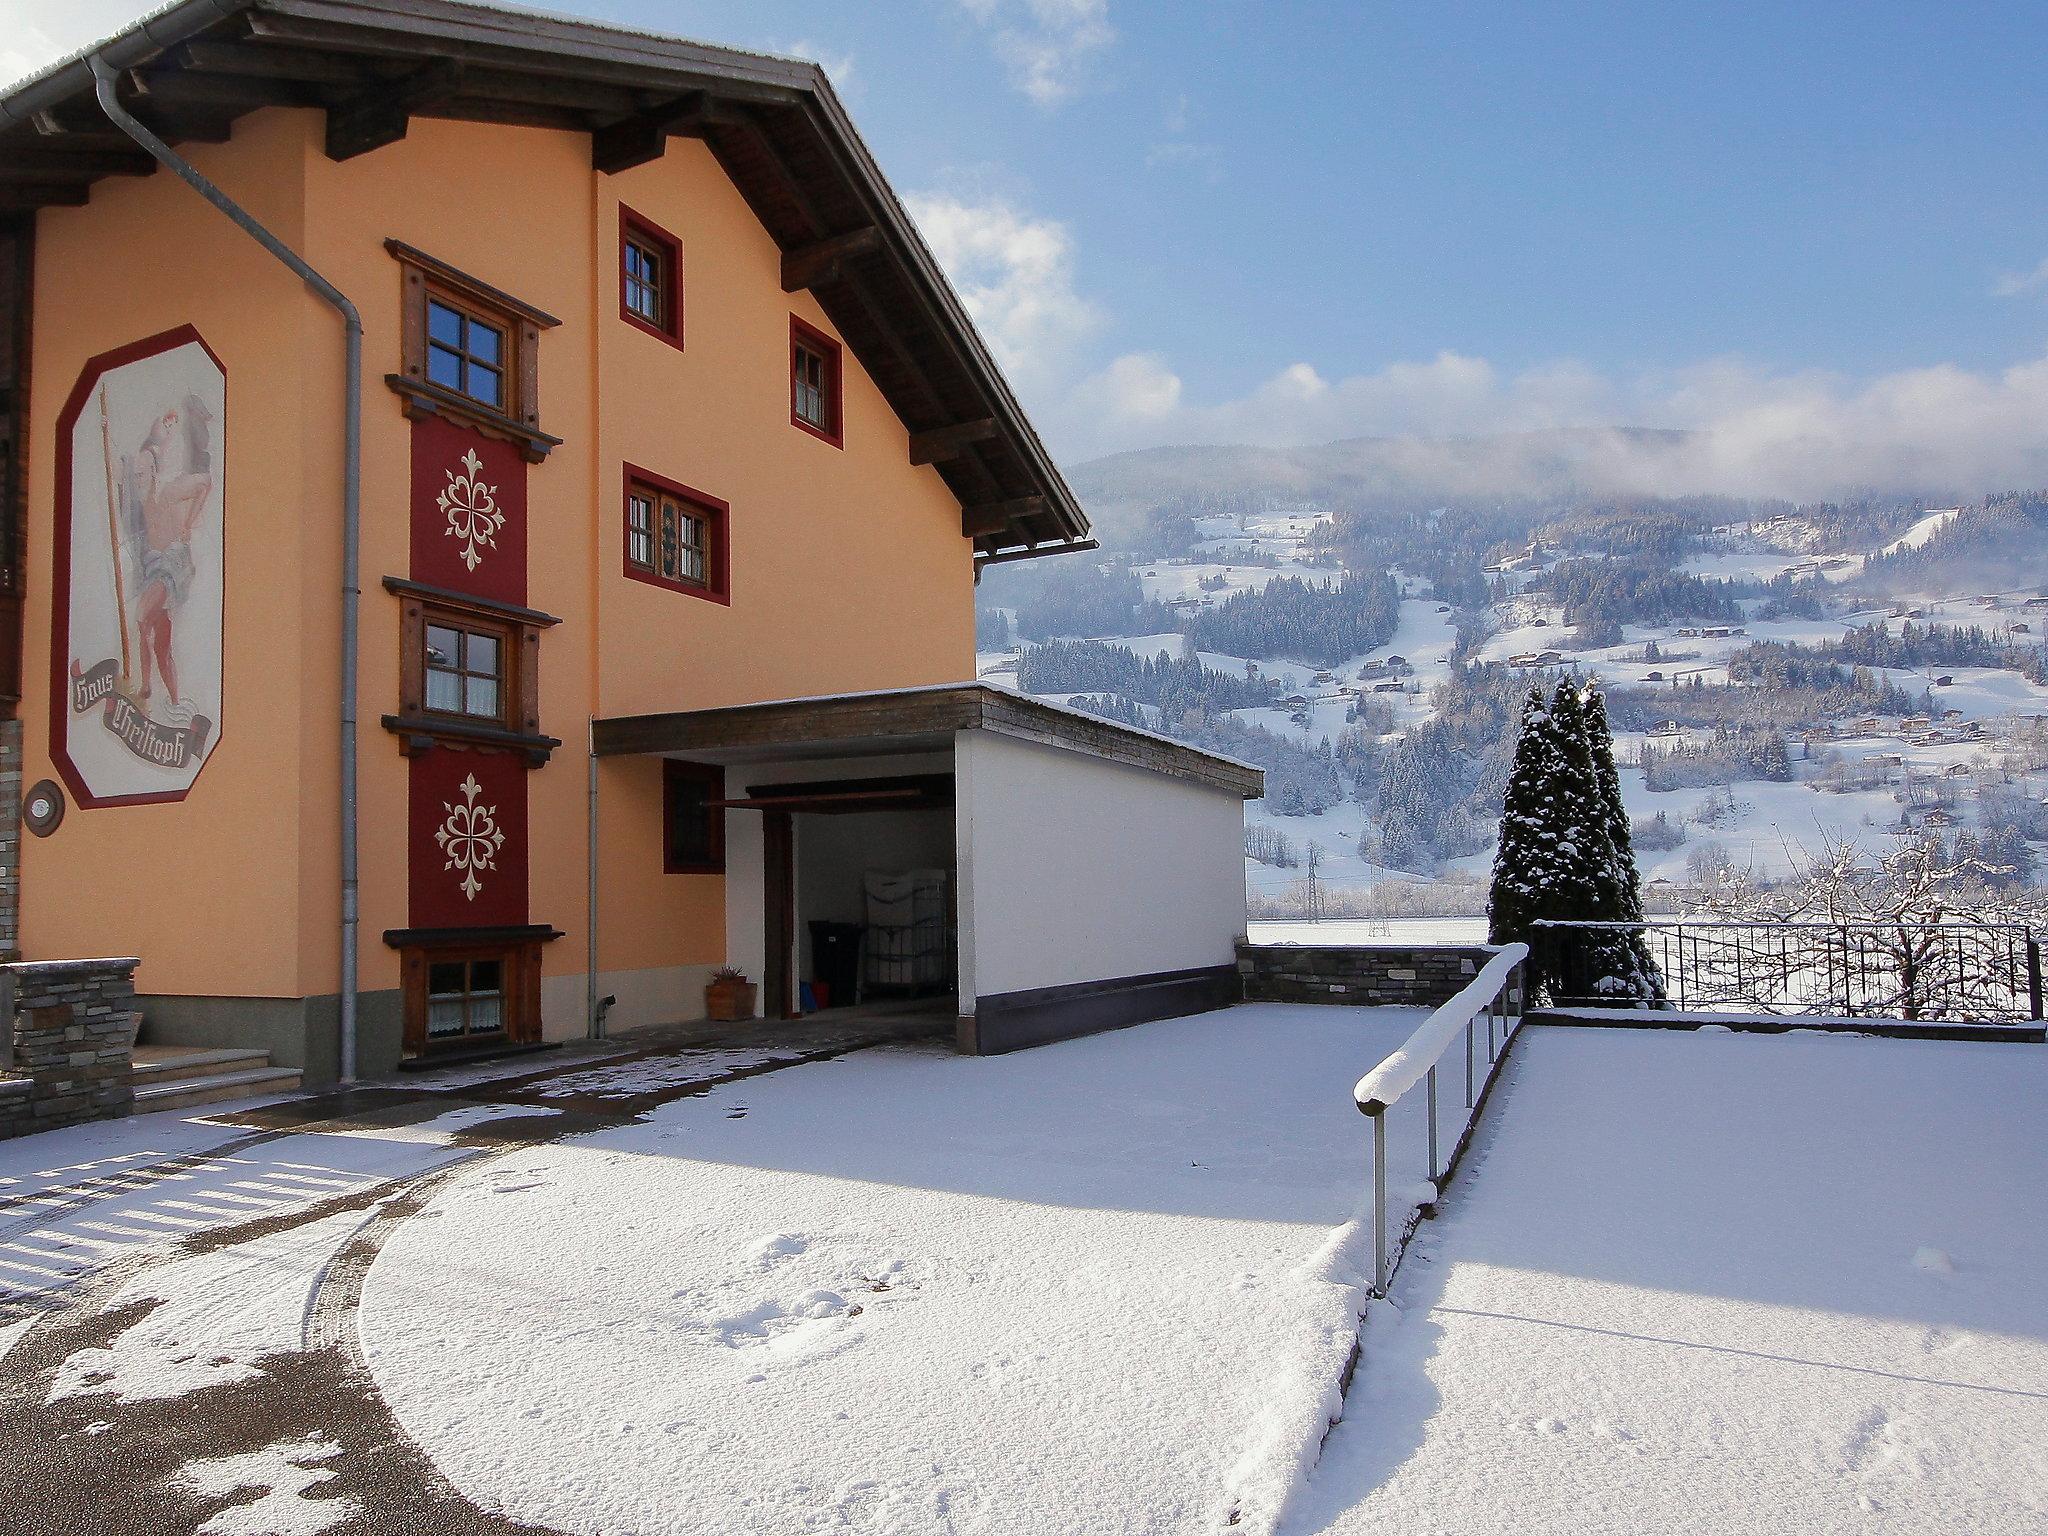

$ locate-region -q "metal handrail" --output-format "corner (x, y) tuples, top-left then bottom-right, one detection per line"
(1533, 918), (2040, 933)
(1532, 917), (2044, 1022)
(1353, 942), (1527, 1297)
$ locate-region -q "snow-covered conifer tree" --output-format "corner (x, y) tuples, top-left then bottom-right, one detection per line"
(1578, 685), (1665, 1003)
(1487, 686), (1589, 992)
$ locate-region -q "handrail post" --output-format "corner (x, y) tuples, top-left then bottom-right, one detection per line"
(2029, 934), (2044, 1023)
(1464, 1014), (1474, 1108)
(1373, 1109), (1387, 1295)
(1425, 1065), (1439, 1183)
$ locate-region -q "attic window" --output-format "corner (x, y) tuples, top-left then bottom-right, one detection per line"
(620, 206), (684, 348)
(386, 239), (563, 462)
(790, 316), (843, 447)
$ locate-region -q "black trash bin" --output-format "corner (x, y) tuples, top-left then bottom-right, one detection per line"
(808, 921), (864, 1010)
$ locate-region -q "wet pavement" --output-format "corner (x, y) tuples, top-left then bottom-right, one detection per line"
(0, 1008), (950, 1535)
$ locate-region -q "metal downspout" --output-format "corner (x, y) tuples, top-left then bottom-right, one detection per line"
(90, 57), (365, 1081)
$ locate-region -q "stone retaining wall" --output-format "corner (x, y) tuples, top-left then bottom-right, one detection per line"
(0, 957), (141, 1140)
(1237, 942), (1497, 1008)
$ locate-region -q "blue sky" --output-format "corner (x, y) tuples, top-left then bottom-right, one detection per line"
(11, 0), (2048, 484)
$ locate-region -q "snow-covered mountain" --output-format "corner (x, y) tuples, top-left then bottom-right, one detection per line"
(981, 444), (2048, 916)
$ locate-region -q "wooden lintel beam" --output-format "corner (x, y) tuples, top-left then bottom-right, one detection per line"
(324, 59), (465, 162)
(909, 417), (998, 466)
(961, 495), (1044, 538)
(780, 226), (880, 292)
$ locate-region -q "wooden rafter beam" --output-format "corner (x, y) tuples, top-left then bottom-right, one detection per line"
(908, 417), (998, 466)
(779, 225), (879, 292)
(0, 149), (153, 180)
(324, 59), (465, 161)
(173, 40), (380, 86)
(126, 67), (322, 112)
(591, 92), (749, 173)
(961, 495), (1044, 538)
(0, 186), (89, 212)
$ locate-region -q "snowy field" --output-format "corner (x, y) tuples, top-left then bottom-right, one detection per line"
(358, 1007), (1437, 1536)
(1287, 1027), (2048, 1535)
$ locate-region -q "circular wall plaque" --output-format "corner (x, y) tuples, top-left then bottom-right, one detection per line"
(23, 779), (64, 837)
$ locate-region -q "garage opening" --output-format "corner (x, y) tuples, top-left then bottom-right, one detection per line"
(719, 773), (957, 1021)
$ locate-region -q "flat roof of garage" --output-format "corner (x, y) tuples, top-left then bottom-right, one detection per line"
(592, 682), (1265, 800)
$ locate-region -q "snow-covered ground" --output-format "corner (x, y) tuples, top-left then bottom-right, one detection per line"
(358, 1007), (1438, 1536)
(1286, 1026), (2048, 1535)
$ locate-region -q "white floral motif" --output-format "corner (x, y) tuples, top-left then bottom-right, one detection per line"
(438, 448), (505, 572)
(435, 773), (506, 901)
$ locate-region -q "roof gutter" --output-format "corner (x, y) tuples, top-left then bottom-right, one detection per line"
(88, 52), (366, 1083)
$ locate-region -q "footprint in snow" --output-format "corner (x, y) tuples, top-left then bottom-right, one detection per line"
(1910, 1245), (1954, 1274)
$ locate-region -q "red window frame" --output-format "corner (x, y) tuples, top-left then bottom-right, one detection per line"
(618, 205), (684, 350)
(789, 315), (844, 448)
(663, 759), (727, 874)
(621, 465), (730, 604)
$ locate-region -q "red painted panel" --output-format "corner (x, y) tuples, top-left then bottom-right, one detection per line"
(408, 414), (526, 605)
(407, 745), (528, 929)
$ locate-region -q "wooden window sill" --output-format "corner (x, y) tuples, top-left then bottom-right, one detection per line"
(381, 712), (561, 765)
(385, 374), (561, 463)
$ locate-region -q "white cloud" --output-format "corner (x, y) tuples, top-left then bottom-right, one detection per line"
(1045, 344), (2048, 500)
(1070, 352), (1181, 424)
(1992, 257), (2048, 299)
(904, 191), (1102, 387)
(955, 0), (1114, 107)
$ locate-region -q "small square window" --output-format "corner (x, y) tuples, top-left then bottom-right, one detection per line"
(619, 207), (684, 348)
(789, 317), (842, 447)
(425, 296), (507, 411)
(423, 952), (508, 1040)
(421, 615), (508, 723)
(388, 239), (559, 462)
(664, 760), (725, 874)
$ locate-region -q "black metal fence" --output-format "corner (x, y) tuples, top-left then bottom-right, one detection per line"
(1533, 919), (2045, 1024)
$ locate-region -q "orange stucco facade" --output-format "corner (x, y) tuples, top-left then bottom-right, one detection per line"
(18, 107), (976, 1076)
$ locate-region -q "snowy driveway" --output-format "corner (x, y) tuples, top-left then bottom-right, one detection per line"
(1287, 1027), (2048, 1535)
(0, 1003), (1427, 1535)
(358, 1005), (1425, 1535)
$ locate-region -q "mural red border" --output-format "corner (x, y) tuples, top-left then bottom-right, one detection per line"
(48, 323), (228, 809)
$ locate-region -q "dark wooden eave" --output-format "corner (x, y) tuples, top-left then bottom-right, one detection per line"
(0, 0), (1090, 563)
(592, 683), (1265, 801)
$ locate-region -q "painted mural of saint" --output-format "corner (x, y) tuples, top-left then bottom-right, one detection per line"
(116, 391), (214, 713)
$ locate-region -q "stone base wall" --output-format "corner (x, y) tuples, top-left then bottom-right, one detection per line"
(1237, 943), (1497, 1008)
(0, 957), (141, 1140)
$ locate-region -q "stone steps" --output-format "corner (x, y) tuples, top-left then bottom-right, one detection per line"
(129, 1046), (275, 1086)
(132, 1063), (304, 1113)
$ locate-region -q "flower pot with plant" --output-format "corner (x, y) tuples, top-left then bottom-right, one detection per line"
(705, 966), (757, 1022)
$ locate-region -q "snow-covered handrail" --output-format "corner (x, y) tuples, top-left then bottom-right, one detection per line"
(1352, 941), (1528, 1299)
(1354, 943), (1528, 1113)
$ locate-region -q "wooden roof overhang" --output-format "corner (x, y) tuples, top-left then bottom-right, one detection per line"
(592, 683), (1267, 801)
(0, 0), (1090, 566)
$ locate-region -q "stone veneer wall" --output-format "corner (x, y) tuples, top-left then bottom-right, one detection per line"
(0, 957), (140, 1140)
(0, 718), (18, 960)
(1237, 943), (1497, 1008)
